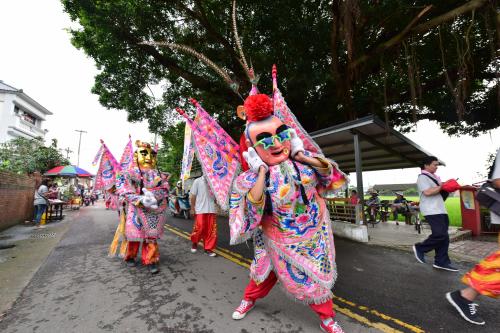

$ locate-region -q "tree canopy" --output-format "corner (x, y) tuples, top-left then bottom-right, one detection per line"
(156, 122), (185, 184)
(61, 0), (499, 139)
(0, 137), (70, 174)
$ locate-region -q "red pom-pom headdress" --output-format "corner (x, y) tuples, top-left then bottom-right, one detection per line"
(244, 94), (273, 122)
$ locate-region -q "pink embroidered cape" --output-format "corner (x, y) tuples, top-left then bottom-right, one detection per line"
(229, 156), (340, 304)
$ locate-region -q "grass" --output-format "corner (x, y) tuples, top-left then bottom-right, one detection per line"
(371, 196), (462, 227)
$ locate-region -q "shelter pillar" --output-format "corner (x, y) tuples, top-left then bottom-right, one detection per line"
(353, 132), (364, 224)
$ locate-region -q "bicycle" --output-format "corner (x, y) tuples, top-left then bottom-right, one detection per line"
(404, 202), (423, 234)
(364, 201), (390, 227)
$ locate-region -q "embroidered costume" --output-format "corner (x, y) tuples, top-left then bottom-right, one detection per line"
(115, 140), (169, 274)
(230, 157), (338, 303)
(175, 65), (347, 332)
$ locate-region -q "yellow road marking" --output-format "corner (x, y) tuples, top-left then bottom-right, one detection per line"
(332, 296), (425, 333)
(165, 223), (424, 333)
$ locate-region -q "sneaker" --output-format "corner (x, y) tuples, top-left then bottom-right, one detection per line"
(149, 263), (159, 275)
(206, 251), (217, 257)
(232, 299), (255, 320)
(433, 263), (459, 272)
(446, 291), (485, 325)
(191, 244), (197, 253)
(412, 245), (425, 264)
(125, 259), (136, 267)
(320, 319), (345, 333)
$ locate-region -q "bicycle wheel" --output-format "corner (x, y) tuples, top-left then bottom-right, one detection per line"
(411, 215), (421, 234)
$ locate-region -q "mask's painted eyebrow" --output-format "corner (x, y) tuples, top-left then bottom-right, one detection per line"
(256, 132), (272, 141)
(276, 124), (289, 134)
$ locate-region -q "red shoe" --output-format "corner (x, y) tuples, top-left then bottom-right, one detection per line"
(232, 299), (255, 320)
(320, 319), (344, 333)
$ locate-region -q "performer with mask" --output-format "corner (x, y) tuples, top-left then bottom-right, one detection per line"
(229, 94), (345, 333)
(115, 141), (169, 274)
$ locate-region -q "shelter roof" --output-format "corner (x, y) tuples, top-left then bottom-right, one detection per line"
(310, 115), (444, 173)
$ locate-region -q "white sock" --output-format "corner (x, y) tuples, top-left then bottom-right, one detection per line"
(322, 318), (333, 326)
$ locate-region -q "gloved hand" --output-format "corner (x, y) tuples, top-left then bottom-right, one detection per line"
(289, 128), (305, 157)
(243, 147), (268, 173)
(141, 188), (158, 209)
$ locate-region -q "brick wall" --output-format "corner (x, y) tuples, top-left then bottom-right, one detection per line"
(0, 171), (41, 232)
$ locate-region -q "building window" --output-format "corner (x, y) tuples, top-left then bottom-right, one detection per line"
(23, 112), (37, 125)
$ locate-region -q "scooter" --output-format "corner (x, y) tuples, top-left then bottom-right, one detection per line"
(83, 194), (91, 206)
(168, 193), (191, 219)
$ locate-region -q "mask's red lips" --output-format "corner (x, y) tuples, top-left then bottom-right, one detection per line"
(271, 149), (283, 156)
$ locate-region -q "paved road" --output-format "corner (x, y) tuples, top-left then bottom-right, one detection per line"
(0, 204), (378, 333)
(0, 204), (497, 333)
(167, 214), (499, 333)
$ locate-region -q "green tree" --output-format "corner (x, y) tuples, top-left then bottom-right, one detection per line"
(61, 0), (499, 138)
(156, 123), (186, 184)
(0, 137), (70, 174)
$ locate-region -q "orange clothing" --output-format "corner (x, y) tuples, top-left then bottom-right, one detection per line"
(124, 240), (159, 265)
(462, 234), (500, 298)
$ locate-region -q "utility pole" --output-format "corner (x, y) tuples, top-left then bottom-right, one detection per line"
(75, 129), (87, 167)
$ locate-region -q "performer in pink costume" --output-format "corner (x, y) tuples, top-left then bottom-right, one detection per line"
(174, 62), (346, 332)
(115, 140), (169, 274)
(228, 93), (345, 333)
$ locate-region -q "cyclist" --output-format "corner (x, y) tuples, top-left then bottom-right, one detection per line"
(365, 190), (381, 222)
(391, 192), (410, 224)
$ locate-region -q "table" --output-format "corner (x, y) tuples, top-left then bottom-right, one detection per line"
(47, 199), (65, 222)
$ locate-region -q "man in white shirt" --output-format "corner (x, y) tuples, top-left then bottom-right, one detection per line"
(189, 176), (218, 257)
(412, 156), (458, 272)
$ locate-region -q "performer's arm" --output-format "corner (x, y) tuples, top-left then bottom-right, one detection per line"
(115, 173), (142, 206)
(248, 166), (267, 203)
(293, 152), (331, 176)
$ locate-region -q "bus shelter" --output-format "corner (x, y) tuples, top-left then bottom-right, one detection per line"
(310, 115), (444, 223)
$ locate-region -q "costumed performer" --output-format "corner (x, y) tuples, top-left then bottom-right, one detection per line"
(229, 94), (345, 333)
(115, 140), (169, 274)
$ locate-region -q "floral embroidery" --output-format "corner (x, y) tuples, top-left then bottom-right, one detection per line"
(228, 155), (339, 303)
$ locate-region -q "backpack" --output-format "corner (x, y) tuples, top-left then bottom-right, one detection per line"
(476, 181), (500, 215)
(477, 152), (500, 215)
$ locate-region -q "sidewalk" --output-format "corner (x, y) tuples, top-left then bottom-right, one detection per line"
(366, 220), (498, 263)
(0, 209), (77, 316)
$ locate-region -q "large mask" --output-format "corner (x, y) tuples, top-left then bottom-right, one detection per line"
(134, 141), (157, 170)
(243, 94), (292, 166)
(246, 116), (291, 166)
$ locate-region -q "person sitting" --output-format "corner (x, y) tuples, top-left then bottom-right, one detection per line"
(349, 189), (359, 205)
(365, 190), (380, 206)
(365, 190), (381, 222)
(391, 192), (410, 224)
(176, 181), (184, 196)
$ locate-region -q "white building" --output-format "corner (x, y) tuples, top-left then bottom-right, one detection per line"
(0, 80), (52, 143)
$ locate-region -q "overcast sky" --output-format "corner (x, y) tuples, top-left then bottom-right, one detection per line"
(1, 0), (498, 188)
